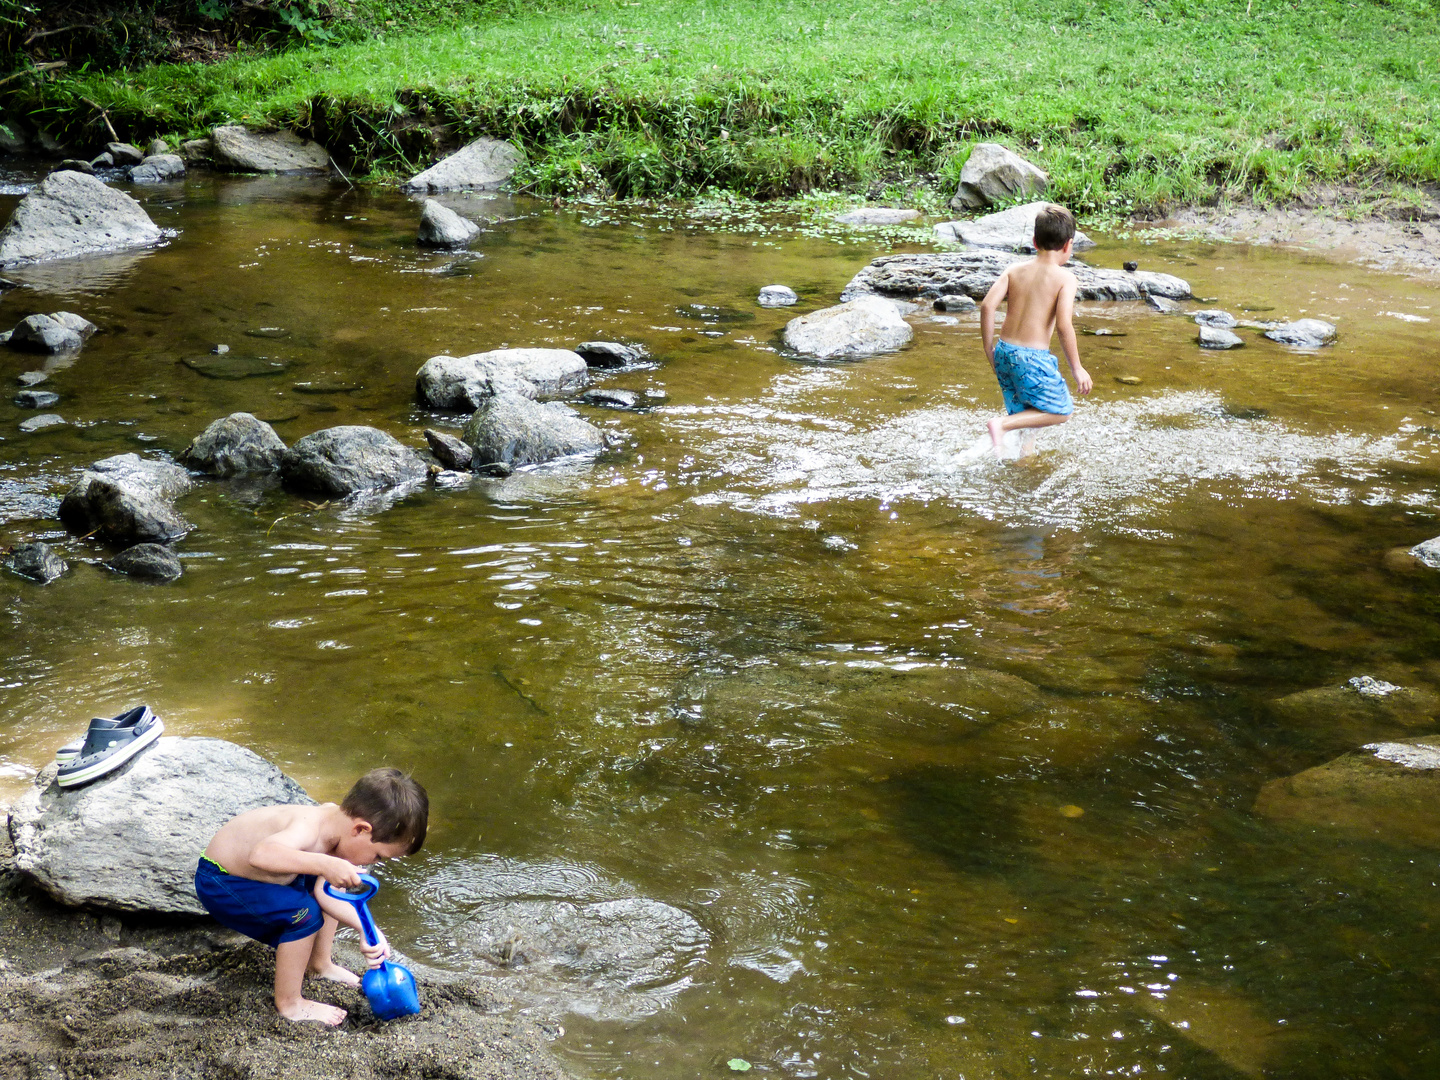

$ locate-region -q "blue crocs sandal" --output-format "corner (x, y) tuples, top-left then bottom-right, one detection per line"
(54, 712), (132, 764)
(56, 705), (163, 788)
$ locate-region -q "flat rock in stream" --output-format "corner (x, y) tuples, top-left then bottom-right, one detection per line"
(210, 125), (329, 173)
(9, 736), (314, 913)
(1254, 737), (1440, 848)
(106, 542), (183, 582)
(840, 250), (1192, 304)
(934, 200), (1095, 252)
(834, 207), (920, 226)
(16, 387), (62, 410)
(280, 425), (430, 497)
(182, 412), (287, 477)
(462, 392), (606, 467)
(417, 348), (587, 410)
(58, 453), (193, 545)
(1268, 676), (1440, 745)
(782, 295), (913, 360)
(0, 170), (162, 266)
(5, 541), (67, 584)
(1263, 318), (1338, 347)
(1198, 325), (1244, 349)
(418, 198), (481, 248)
(404, 136), (523, 192)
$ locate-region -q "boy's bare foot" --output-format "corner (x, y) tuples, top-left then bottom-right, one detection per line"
(278, 997), (348, 1025)
(987, 417), (1006, 454)
(308, 961), (360, 987)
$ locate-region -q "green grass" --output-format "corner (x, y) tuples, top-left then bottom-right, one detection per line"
(19, 0), (1440, 211)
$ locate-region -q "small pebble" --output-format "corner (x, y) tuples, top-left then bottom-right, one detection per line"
(1115, 375), (1142, 385)
(1123, 260), (1138, 272)
(211, 343), (230, 354)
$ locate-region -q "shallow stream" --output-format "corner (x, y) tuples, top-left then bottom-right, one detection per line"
(2, 173), (1439, 1079)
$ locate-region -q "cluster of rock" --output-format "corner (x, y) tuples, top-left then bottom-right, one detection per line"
(57, 139), (185, 185)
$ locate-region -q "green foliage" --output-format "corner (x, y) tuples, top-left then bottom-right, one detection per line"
(21, 0), (1440, 208)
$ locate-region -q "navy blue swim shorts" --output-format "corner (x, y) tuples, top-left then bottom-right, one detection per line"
(194, 856), (324, 947)
(992, 338), (1074, 416)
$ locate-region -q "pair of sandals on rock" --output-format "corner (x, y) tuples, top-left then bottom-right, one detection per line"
(53, 704), (163, 788)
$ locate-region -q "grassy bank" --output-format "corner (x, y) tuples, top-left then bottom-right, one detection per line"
(14, 0), (1440, 211)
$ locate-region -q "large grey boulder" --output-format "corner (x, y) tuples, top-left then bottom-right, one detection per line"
(416, 348), (587, 410)
(107, 542), (183, 582)
(951, 143), (1048, 210)
(182, 412), (287, 477)
(8, 313), (83, 353)
(280, 425), (430, 496)
(0, 171), (161, 266)
(417, 198), (480, 248)
(1411, 537), (1440, 569)
(462, 392), (606, 467)
(783, 295), (913, 360)
(129, 153), (186, 184)
(6, 541), (67, 584)
(1254, 737), (1440, 848)
(210, 125), (329, 173)
(841, 250), (1192, 304)
(8, 737), (314, 913)
(1263, 319), (1337, 347)
(58, 454), (193, 545)
(403, 136), (522, 192)
(934, 201), (1095, 252)
(834, 207), (920, 226)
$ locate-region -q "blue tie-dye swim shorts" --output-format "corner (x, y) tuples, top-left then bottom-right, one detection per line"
(991, 339), (1074, 416)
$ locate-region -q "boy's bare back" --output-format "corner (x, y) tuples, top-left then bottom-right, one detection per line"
(205, 803), (339, 884)
(994, 258), (1079, 351)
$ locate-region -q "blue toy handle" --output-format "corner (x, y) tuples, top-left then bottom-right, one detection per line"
(323, 873), (383, 949)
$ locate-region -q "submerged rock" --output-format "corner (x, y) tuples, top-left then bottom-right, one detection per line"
(210, 125), (329, 173)
(9, 737), (313, 913)
(1198, 325), (1243, 349)
(782, 295), (913, 360)
(580, 388), (640, 409)
(182, 412), (287, 477)
(129, 153), (185, 184)
(107, 542), (183, 582)
(18, 412), (65, 432)
(1410, 536), (1440, 569)
(281, 425), (430, 496)
(416, 348), (587, 410)
(758, 284), (799, 307)
(1254, 737), (1440, 848)
(6, 541), (67, 584)
(424, 427), (474, 471)
(835, 207), (920, 226)
(841, 250), (1192, 305)
(462, 392), (607, 467)
(58, 453), (193, 546)
(1264, 318), (1337, 347)
(574, 341), (645, 368)
(935, 200), (1095, 252)
(1269, 677), (1439, 745)
(417, 198), (480, 248)
(1193, 309), (1238, 329)
(0, 170), (162, 266)
(950, 143), (1048, 210)
(404, 136), (522, 192)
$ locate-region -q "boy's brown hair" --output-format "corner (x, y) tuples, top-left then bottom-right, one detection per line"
(1033, 204), (1076, 251)
(341, 768), (428, 854)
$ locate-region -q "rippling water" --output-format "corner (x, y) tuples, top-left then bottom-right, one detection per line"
(2, 173), (1439, 1079)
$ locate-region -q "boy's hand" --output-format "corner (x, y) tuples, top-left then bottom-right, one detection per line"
(1074, 366), (1093, 396)
(323, 858), (364, 890)
(360, 929), (390, 969)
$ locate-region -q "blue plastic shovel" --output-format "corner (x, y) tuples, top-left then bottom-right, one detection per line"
(323, 873), (421, 1020)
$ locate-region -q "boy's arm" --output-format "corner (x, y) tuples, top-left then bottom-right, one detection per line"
(978, 269), (1010, 367)
(1054, 277), (1091, 395)
(250, 820), (364, 889)
(314, 881), (391, 968)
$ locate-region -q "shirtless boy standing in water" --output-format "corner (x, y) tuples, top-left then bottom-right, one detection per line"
(978, 203), (1093, 456)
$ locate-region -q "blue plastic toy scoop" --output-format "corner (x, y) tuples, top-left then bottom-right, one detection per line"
(323, 873), (421, 1020)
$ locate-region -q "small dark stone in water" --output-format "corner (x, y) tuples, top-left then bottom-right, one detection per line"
(8, 541), (67, 584)
(475, 461), (513, 478)
(1222, 405), (1269, 421)
(181, 355), (289, 380)
(107, 543), (182, 582)
(305, 403), (340, 413)
(244, 327), (291, 339)
(0, 278), (19, 290)
(1240, 305), (1275, 312)
(292, 381), (362, 394)
(15, 389), (59, 408)
(580, 388), (641, 409)
(54, 159), (95, 176)
(1123, 261), (1138, 272)
(211, 343), (230, 354)
(424, 428), (473, 471)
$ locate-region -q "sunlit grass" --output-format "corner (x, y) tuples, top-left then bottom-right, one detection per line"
(25, 0), (1440, 209)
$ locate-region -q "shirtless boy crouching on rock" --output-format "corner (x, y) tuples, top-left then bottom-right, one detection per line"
(978, 203), (1093, 456)
(196, 767), (428, 1025)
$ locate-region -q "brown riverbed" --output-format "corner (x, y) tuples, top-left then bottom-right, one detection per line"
(2, 170), (1440, 1079)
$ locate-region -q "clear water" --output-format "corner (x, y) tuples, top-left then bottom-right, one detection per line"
(2, 174), (1439, 1079)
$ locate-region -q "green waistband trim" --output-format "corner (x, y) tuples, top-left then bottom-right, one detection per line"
(200, 855), (229, 874)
